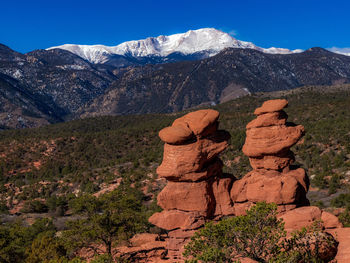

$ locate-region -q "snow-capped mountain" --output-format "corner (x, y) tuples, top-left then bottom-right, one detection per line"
(327, 47), (350, 57)
(47, 28), (303, 64)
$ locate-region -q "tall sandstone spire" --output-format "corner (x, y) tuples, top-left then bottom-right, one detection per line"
(149, 109), (232, 260)
(231, 99), (310, 215)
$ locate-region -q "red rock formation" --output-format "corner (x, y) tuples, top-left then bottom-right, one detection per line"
(149, 109), (232, 261)
(327, 228), (350, 262)
(232, 99), (309, 214)
(116, 233), (168, 262)
(132, 101), (344, 262)
(278, 206), (342, 232)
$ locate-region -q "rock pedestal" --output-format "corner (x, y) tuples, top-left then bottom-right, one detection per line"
(149, 109), (232, 261)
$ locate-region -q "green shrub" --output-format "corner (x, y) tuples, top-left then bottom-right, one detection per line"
(20, 200), (48, 213)
(331, 193), (350, 208)
(184, 202), (337, 263)
(338, 209), (350, 227)
(62, 186), (149, 258)
(184, 202), (285, 262)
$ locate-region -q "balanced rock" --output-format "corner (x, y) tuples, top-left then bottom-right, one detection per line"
(232, 99), (309, 216)
(243, 125), (305, 157)
(254, 99), (288, 115)
(156, 132), (229, 182)
(150, 109), (233, 262)
(172, 109), (220, 136)
(159, 124), (193, 145)
(246, 111), (288, 129)
(124, 102), (345, 262)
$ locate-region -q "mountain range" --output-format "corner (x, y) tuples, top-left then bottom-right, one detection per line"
(1, 28), (350, 129)
(48, 28), (303, 67)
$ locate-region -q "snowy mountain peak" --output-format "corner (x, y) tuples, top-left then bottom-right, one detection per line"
(47, 28), (302, 64)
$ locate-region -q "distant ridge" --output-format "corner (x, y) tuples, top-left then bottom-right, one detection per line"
(1, 40), (350, 129)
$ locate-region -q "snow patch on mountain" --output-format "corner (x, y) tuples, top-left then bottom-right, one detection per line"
(327, 47), (350, 57)
(47, 28), (303, 64)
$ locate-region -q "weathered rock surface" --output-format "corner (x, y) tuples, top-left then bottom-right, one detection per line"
(117, 233), (167, 262)
(212, 175), (235, 216)
(172, 109), (220, 136)
(253, 99), (288, 115)
(327, 228), (350, 263)
(248, 150), (295, 171)
(159, 124), (193, 145)
(157, 180), (215, 216)
(322, 211), (343, 229)
(279, 206), (342, 232)
(231, 169), (308, 206)
(243, 125), (305, 157)
(231, 99), (311, 218)
(149, 210), (205, 231)
(156, 131), (229, 181)
(149, 109), (232, 261)
(127, 101), (345, 262)
(246, 111), (287, 129)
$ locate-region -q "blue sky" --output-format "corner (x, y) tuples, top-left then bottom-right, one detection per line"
(1, 0), (349, 53)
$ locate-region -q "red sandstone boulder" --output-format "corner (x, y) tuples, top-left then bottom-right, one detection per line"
(288, 168), (310, 192)
(149, 210), (205, 231)
(161, 158), (223, 182)
(156, 131), (229, 181)
(157, 180), (214, 216)
(117, 233), (167, 263)
(321, 211), (343, 229)
(230, 169), (308, 205)
(159, 124), (193, 144)
(279, 206), (322, 231)
(254, 99), (288, 115)
(129, 233), (161, 247)
(249, 150), (295, 171)
(327, 228), (350, 262)
(172, 109), (220, 136)
(242, 125), (305, 157)
(246, 111), (288, 129)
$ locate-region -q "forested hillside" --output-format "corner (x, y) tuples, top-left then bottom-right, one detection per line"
(0, 84), (350, 261)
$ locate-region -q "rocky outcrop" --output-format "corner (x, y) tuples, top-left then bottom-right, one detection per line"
(142, 100), (343, 262)
(232, 99), (309, 214)
(149, 109), (232, 261)
(116, 233), (168, 262)
(278, 206), (342, 232)
(327, 228), (350, 262)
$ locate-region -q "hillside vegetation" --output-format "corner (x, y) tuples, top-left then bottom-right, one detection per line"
(0, 84), (350, 261)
